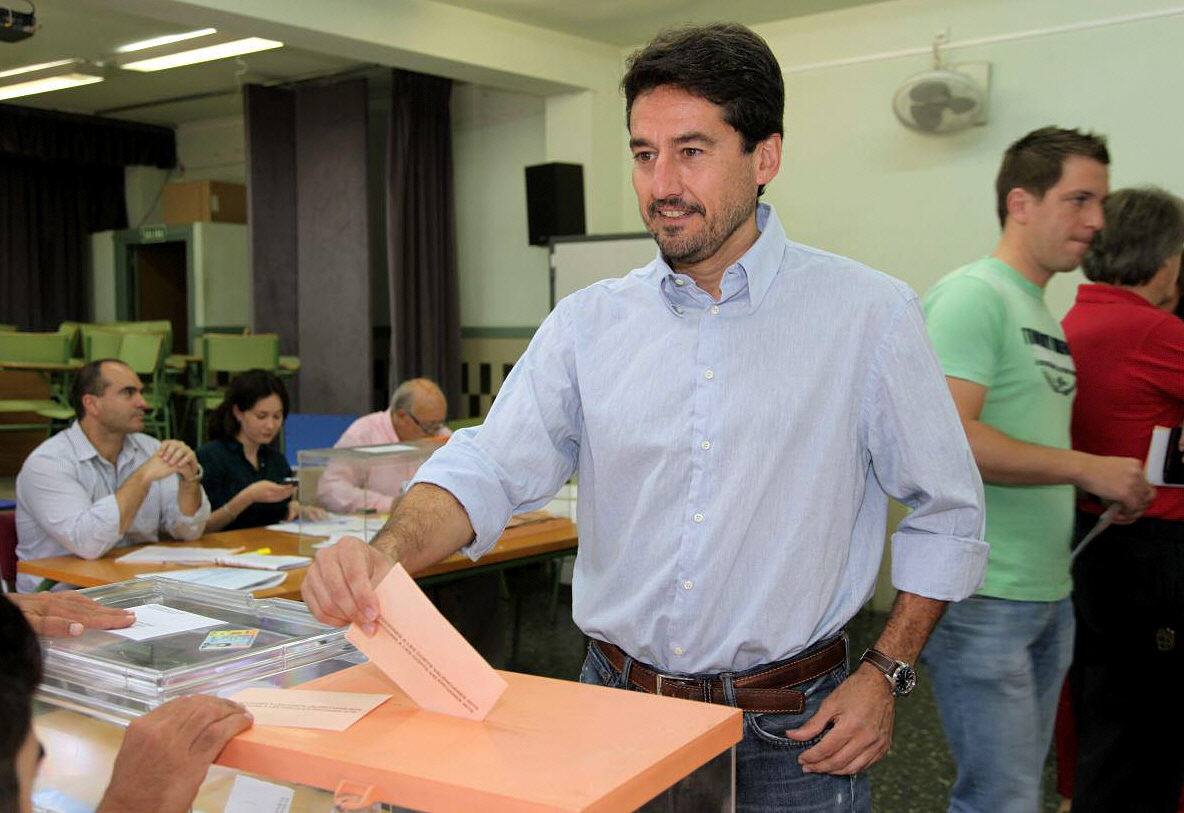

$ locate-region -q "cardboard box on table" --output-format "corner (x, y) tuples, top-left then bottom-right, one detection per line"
(217, 661), (741, 812)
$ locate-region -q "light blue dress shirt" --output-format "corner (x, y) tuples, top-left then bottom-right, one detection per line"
(414, 204), (987, 674)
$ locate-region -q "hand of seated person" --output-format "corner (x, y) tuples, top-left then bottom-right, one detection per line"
(244, 480), (296, 505)
(7, 592), (135, 637)
(96, 695), (253, 813)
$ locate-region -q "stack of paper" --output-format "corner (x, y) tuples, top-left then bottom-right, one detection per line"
(136, 568), (288, 591)
(215, 553), (310, 571)
(116, 545), (244, 565)
(266, 515), (372, 536)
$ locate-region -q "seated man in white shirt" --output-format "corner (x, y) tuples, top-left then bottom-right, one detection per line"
(15, 359), (210, 591)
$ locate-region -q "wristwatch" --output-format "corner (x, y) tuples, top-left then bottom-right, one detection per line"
(860, 648), (917, 697)
(182, 463), (204, 484)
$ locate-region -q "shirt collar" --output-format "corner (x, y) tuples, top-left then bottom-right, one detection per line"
(651, 203), (786, 315)
(66, 420), (138, 465)
(1075, 282), (1160, 309)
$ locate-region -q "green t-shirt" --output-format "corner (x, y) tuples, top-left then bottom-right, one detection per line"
(923, 257), (1075, 601)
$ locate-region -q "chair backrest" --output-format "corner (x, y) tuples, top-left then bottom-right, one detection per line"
(117, 332), (166, 377)
(99, 321), (175, 356)
(58, 321), (82, 356)
(202, 333), (280, 377)
(0, 331), (71, 364)
(82, 328), (125, 362)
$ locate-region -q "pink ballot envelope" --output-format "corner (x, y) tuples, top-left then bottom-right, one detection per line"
(346, 564), (508, 720)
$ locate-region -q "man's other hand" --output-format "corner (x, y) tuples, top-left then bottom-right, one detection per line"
(301, 536), (395, 633)
(1079, 455), (1155, 517)
(8, 592), (134, 637)
(787, 664), (894, 776)
(96, 695), (253, 813)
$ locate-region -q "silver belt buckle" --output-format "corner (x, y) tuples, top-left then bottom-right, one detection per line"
(654, 672), (701, 699)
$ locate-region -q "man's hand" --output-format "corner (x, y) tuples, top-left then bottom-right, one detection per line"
(1077, 455), (1155, 517)
(157, 439), (199, 480)
(8, 592), (134, 637)
(245, 481), (296, 504)
(301, 537), (394, 633)
(787, 664), (894, 775)
(96, 695), (253, 813)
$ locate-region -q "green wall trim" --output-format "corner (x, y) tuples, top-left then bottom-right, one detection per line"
(460, 326), (537, 339)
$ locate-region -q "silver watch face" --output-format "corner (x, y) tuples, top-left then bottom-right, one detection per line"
(892, 664), (917, 696)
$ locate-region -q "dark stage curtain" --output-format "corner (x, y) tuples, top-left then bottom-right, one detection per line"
(387, 69), (462, 412)
(0, 104), (175, 329)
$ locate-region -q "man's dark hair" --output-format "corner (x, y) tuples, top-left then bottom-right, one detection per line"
(622, 23), (784, 162)
(995, 126), (1109, 228)
(209, 369), (290, 442)
(70, 359), (126, 419)
(1082, 187), (1184, 286)
(0, 597), (43, 811)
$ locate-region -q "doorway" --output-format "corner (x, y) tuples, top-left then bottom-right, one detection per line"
(130, 241), (188, 354)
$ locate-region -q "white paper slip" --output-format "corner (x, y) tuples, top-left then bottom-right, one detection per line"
(266, 515), (369, 536)
(229, 688), (391, 731)
(108, 603), (222, 641)
(136, 568), (288, 592)
(215, 553), (311, 571)
(354, 443), (415, 453)
(1145, 425), (1184, 487)
(313, 529), (381, 549)
(224, 775), (293, 813)
(115, 545), (244, 565)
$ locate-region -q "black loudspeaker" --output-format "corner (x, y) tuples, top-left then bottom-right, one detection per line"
(525, 162), (586, 246)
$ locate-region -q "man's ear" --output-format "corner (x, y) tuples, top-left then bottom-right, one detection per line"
(1005, 187), (1033, 225)
(754, 133), (783, 188)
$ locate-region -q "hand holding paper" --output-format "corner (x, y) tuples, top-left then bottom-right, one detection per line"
(346, 564), (507, 720)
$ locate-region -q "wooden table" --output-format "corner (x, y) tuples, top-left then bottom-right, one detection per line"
(17, 517), (578, 600)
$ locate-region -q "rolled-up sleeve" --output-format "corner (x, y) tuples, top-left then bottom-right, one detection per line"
(160, 476), (210, 540)
(864, 296), (988, 601)
(15, 455), (123, 559)
(411, 300), (582, 559)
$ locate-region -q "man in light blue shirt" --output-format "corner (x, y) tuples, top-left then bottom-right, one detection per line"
(304, 23), (986, 810)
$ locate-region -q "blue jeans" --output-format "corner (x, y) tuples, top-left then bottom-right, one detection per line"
(922, 595), (1074, 813)
(580, 640), (871, 812)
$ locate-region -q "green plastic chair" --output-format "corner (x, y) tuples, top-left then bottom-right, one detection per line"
(57, 321), (82, 357)
(185, 333), (281, 445)
(82, 328), (125, 362)
(117, 332), (171, 438)
(0, 332), (74, 434)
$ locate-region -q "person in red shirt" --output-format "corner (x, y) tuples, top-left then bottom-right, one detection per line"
(1062, 186), (1184, 812)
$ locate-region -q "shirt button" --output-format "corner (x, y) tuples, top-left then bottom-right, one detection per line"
(704, 369), (714, 380)
(709, 305), (720, 315)
(672, 646), (685, 656)
(674, 278), (686, 286)
(682, 580), (694, 590)
(673, 305), (683, 314)
(693, 512), (704, 523)
(700, 440), (711, 450)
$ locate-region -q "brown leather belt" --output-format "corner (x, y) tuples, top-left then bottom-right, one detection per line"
(591, 637), (846, 714)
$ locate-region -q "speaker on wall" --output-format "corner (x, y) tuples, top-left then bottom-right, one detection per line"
(525, 162), (586, 246)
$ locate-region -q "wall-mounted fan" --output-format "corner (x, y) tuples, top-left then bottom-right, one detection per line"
(893, 34), (990, 134)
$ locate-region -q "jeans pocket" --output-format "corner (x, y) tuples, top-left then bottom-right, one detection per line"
(579, 643), (620, 688)
(745, 710), (827, 749)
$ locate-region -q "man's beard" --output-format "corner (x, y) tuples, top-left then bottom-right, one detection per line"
(647, 194), (756, 268)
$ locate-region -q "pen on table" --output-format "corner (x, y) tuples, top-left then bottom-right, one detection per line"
(245, 547), (271, 555)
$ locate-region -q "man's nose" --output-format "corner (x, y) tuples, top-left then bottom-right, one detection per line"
(650, 153), (682, 200)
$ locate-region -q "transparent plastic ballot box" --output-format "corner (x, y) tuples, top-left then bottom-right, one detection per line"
(295, 439), (444, 544)
(36, 577), (363, 725)
(217, 661), (740, 812)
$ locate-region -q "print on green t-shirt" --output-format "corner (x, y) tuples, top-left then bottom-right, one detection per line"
(923, 257), (1075, 602)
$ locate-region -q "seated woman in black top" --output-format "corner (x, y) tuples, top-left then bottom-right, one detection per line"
(197, 370), (304, 531)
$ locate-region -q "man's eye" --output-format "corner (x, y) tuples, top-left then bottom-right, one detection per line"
(682, 147), (703, 157)
(633, 151), (654, 163)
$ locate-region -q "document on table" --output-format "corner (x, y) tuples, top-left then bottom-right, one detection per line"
(108, 603), (222, 641)
(224, 775), (293, 813)
(215, 553), (311, 570)
(115, 545), (244, 565)
(228, 688), (391, 731)
(312, 528), (381, 549)
(266, 514), (371, 536)
(347, 564), (508, 721)
(136, 568), (288, 592)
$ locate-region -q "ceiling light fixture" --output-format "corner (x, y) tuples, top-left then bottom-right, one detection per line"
(0, 58), (104, 100)
(115, 28), (218, 54)
(116, 30), (283, 72)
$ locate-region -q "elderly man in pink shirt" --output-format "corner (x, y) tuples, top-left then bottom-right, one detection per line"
(317, 378), (451, 513)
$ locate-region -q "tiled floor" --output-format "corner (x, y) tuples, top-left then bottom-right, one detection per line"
(506, 564), (1062, 812)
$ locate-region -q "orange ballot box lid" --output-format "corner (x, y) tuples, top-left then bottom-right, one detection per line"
(217, 661), (742, 812)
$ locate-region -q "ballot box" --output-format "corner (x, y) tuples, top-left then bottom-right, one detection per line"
(217, 662), (741, 812)
(36, 578), (362, 724)
(294, 440), (444, 543)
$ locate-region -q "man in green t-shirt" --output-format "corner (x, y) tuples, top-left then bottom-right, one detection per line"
(922, 127), (1155, 812)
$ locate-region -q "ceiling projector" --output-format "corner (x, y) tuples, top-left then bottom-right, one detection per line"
(0, 7), (36, 43)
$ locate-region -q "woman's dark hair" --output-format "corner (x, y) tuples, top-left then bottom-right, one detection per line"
(622, 23), (783, 193)
(208, 369), (289, 442)
(0, 597), (42, 810)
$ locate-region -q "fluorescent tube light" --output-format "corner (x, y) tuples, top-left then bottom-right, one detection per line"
(116, 28), (218, 54)
(0, 59), (103, 100)
(119, 36), (283, 72)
